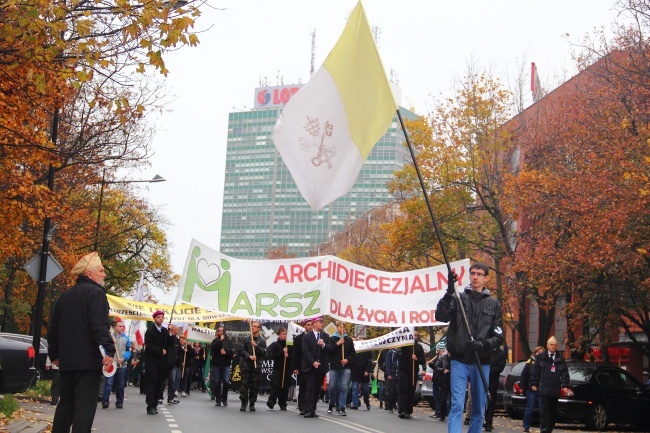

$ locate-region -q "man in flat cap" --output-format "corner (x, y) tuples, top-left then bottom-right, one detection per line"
(144, 310), (173, 414)
(48, 251), (115, 433)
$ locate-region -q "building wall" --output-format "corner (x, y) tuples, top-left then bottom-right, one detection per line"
(220, 105), (417, 259)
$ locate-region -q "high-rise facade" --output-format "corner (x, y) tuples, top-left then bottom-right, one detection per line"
(220, 84), (416, 259)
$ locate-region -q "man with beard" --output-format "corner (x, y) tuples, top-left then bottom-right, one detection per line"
(267, 327), (292, 410)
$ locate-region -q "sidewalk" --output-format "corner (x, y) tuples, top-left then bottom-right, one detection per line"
(4, 398), (54, 433)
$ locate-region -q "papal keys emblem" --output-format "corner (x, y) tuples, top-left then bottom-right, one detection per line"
(299, 116), (336, 168)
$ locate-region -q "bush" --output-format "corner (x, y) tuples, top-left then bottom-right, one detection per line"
(0, 394), (20, 418)
(22, 380), (51, 399)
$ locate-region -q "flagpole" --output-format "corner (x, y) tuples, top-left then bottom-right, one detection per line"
(396, 109), (491, 403)
(249, 320), (257, 369)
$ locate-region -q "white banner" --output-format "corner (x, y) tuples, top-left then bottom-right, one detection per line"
(184, 324), (217, 343)
(178, 239), (470, 326)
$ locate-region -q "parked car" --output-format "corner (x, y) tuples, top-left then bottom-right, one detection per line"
(502, 360), (526, 418)
(496, 362), (514, 409)
(420, 366), (436, 409)
(505, 361), (650, 431)
(0, 332), (50, 384)
(0, 336), (37, 393)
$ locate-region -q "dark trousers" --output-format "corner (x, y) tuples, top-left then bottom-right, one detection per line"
(239, 368), (261, 404)
(211, 366), (230, 403)
(540, 395), (559, 433)
(484, 374), (500, 427)
(397, 370), (416, 415)
(303, 369), (325, 414)
(268, 367), (290, 408)
(385, 377), (398, 410)
(180, 366), (193, 394)
(52, 369), (102, 433)
(297, 373), (307, 411)
(438, 384), (449, 419)
(145, 358), (167, 408)
(50, 370), (61, 403)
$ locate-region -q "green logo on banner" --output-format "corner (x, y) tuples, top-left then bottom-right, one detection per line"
(183, 246), (231, 312)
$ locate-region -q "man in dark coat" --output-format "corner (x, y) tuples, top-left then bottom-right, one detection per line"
(239, 321), (267, 412)
(530, 336), (570, 433)
(396, 334), (425, 419)
(144, 310), (174, 414)
(350, 343), (373, 410)
(210, 326), (235, 406)
(301, 316), (331, 418)
(266, 327), (293, 410)
(292, 318), (312, 414)
(48, 252), (115, 433)
(484, 347), (508, 431)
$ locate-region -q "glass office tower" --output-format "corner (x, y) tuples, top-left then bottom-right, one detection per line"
(220, 84), (416, 259)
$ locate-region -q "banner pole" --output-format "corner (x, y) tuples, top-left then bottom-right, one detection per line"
(249, 320), (257, 369)
(396, 109), (491, 403)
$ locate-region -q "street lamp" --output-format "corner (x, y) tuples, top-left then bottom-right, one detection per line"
(93, 171), (166, 251)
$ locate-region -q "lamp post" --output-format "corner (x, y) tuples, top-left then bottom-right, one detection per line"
(93, 171), (166, 251)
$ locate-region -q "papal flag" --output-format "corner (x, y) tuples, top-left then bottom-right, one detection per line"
(272, 1), (397, 211)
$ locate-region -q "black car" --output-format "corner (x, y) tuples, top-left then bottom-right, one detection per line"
(0, 332), (50, 384)
(0, 336), (37, 393)
(505, 361), (650, 431)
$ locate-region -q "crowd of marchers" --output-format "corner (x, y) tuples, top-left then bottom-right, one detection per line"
(46, 254), (571, 433)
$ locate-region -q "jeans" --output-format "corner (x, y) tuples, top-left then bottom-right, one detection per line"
(211, 366), (230, 402)
(103, 367), (127, 405)
(351, 380), (369, 407)
(385, 376), (398, 410)
(449, 360), (489, 433)
(523, 389), (540, 429)
(376, 379), (385, 403)
(328, 368), (351, 410)
(167, 366), (178, 401)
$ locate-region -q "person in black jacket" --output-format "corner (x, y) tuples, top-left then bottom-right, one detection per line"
(530, 336), (570, 433)
(384, 348), (399, 413)
(163, 325), (181, 405)
(396, 333), (426, 419)
(144, 310), (175, 414)
(327, 321), (355, 415)
(483, 347), (508, 431)
(178, 336), (194, 396)
(300, 316), (331, 418)
(48, 252), (115, 433)
(435, 262), (503, 433)
(350, 342), (373, 410)
(210, 326), (235, 406)
(239, 321), (267, 412)
(292, 318), (312, 415)
(266, 327), (293, 410)
(429, 340), (450, 421)
(521, 346), (545, 432)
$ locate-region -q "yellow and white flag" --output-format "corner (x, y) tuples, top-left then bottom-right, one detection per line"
(272, 1), (396, 211)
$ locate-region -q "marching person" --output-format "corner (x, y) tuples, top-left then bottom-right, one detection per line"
(48, 252), (115, 433)
(483, 347), (508, 431)
(327, 321), (355, 416)
(267, 327), (293, 410)
(430, 340), (450, 421)
(102, 318), (131, 409)
(210, 326), (235, 406)
(301, 316), (330, 418)
(350, 339), (373, 410)
(292, 318), (312, 415)
(521, 346), (545, 433)
(239, 321), (267, 412)
(530, 336), (570, 433)
(144, 310), (173, 415)
(384, 347), (399, 413)
(435, 262), (503, 433)
(178, 336), (194, 397)
(396, 332), (425, 419)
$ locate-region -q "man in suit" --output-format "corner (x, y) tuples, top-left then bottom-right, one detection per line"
(292, 318), (312, 415)
(300, 316), (330, 418)
(144, 310), (173, 415)
(530, 336), (570, 433)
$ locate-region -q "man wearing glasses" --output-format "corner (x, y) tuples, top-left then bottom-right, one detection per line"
(530, 336), (570, 433)
(239, 321), (267, 412)
(435, 262), (503, 433)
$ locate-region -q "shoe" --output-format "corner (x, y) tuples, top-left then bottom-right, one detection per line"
(327, 406), (333, 414)
(167, 399), (180, 404)
(102, 402), (109, 409)
(147, 407), (156, 415)
(240, 403), (247, 412)
(388, 409), (394, 414)
(304, 412), (319, 418)
(439, 417), (446, 422)
(338, 409), (347, 416)
(211, 395), (215, 400)
(523, 429), (530, 433)
(379, 402), (383, 409)
(398, 413), (406, 419)
(249, 403), (256, 411)
(366, 404), (371, 410)
(464, 419), (471, 425)
(267, 401), (274, 409)
(350, 406), (358, 410)
(215, 401), (221, 406)
(299, 411), (306, 416)
(158, 399), (163, 405)
(280, 406), (287, 411)
(405, 414), (412, 419)
(181, 392), (187, 397)
(223, 400), (228, 407)
(50, 401), (58, 406)
(154, 407), (159, 414)
(115, 403), (123, 409)
(484, 425), (493, 432)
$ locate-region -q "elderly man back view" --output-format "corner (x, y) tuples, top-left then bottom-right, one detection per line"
(48, 252), (115, 433)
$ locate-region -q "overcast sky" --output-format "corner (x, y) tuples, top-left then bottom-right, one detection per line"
(129, 0), (620, 299)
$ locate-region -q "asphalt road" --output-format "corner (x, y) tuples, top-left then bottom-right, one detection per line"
(89, 386), (644, 433)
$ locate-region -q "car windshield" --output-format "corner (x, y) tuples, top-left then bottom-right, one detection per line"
(568, 364), (596, 383)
